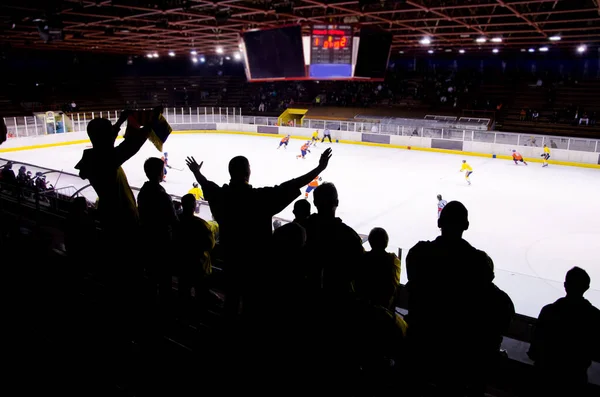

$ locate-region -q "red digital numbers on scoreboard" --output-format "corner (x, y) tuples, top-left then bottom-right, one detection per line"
(311, 25), (353, 65)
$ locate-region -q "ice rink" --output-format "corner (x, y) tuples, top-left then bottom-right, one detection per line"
(3, 132), (600, 318)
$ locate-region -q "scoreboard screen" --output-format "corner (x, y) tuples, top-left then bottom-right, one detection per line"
(309, 24), (353, 78)
(241, 24), (388, 81)
(310, 25), (353, 64)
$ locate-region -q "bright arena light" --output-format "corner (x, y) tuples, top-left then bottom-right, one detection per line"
(191, 57), (198, 63)
(577, 45), (587, 53)
(492, 48), (499, 53)
(190, 50), (197, 55)
(476, 37), (487, 43)
(216, 47), (224, 54)
(233, 52), (242, 60)
(539, 47), (549, 52)
(459, 49), (465, 54)
(491, 37), (502, 43)
(419, 38), (431, 45)
(427, 49), (434, 54)
(225, 56), (231, 60)
(549, 35), (561, 41)
(200, 56), (206, 63)
(528, 48), (535, 53)
(146, 53), (153, 58)
(152, 52), (159, 58)
(168, 51), (175, 57)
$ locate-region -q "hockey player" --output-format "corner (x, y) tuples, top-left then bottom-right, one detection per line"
(161, 152), (172, 181)
(437, 194), (448, 218)
(278, 135), (290, 149)
(541, 144), (550, 167)
(296, 141), (311, 159)
(460, 160), (473, 185)
(512, 150), (528, 165)
(311, 130), (319, 147)
(305, 176), (322, 199)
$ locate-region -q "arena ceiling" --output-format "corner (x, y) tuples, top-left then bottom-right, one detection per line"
(1, 0), (600, 56)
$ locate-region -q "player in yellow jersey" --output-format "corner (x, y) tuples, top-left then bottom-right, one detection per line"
(541, 144), (551, 167)
(311, 130), (319, 147)
(460, 160), (473, 185)
(188, 182), (204, 213)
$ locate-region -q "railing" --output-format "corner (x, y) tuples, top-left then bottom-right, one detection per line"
(3, 106), (600, 153)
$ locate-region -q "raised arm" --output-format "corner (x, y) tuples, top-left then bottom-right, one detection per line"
(287, 148), (332, 189)
(114, 124), (149, 167)
(185, 156), (220, 197)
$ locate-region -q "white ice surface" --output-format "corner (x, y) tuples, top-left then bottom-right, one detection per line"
(3, 133), (600, 318)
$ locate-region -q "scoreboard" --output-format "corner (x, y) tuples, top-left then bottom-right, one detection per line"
(310, 24), (353, 65)
(241, 24), (390, 81)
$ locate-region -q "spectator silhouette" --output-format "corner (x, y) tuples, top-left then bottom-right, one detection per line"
(175, 194), (215, 310)
(355, 227), (400, 310)
(292, 199), (311, 227)
(75, 111), (148, 240)
(303, 182), (364, 303)
(138, 157), (178, 301)
(0, 161), (17, 186)
(528, 267), (600, 396)
(0, 117), (6, 145)
(406, 201), (501, 395)
(185, 148), (333, 316)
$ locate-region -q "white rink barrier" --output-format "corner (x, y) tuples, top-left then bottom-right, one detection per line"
(1, 117), (599, 168)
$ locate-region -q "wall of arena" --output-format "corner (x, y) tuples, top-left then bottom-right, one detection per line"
(1, 122), (599, 168)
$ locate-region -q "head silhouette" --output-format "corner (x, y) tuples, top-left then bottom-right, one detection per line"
(368, 227), (389, 251)
(144, 157), (164, 183)
(564, 267), (590, 297)
(181, 193), (196, 216)
(438, 201), (469, 237)
(313, 182), (339, 217)
(229, 156), (251, 183)
(437, 194), (442, 201)
(272, 222), (306, 254)
(71, 196), (88, 215)
(87, 118), (117, 148)
(293, 199), (311, 220)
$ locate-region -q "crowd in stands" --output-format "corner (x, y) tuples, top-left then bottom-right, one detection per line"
(5, 112), (590, 396)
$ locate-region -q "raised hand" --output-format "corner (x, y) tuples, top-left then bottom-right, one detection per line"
(318, 147), (333, 170)
(185, 156), (203, 174)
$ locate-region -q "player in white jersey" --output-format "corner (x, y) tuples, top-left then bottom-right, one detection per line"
(437, 194), (448, 218)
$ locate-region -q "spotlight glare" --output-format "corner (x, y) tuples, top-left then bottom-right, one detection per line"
(476, 37), (487, 43)
(190, 50), (197, 55)
(549, 35), (561, 41)
(233, 52), (242, 60)
(539, 47), (549, 52)
(427, 49), (434, 54)
(146, 53), (153, 58)
(216, 46), (224, 54)
(200, 56), (206, 63)
(491, 37), (502, 43)
(459, 49), (465, 54)
(168, 51), (175, 57)
(528, 48), (535, 53)
(192, 57), (198, 63)
(577, 45), (587, 53)
(492, 48), (499, 53)
(419, 38), (431, 45)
